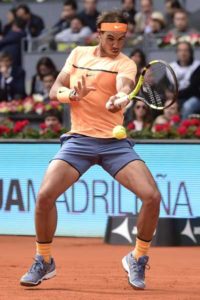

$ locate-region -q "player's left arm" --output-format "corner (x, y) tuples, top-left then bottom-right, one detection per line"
(107, 76), (135, 113)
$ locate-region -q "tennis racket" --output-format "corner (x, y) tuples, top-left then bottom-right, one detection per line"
(106, 59), (178, 110)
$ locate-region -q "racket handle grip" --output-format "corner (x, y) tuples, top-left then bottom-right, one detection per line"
(114, 95), (130, 108)
(105, 95), (129, 110)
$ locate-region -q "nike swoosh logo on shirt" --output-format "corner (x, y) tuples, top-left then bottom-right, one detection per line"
(86, 74), (95, 77)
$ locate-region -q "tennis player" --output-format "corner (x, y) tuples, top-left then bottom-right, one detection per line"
(20, 11), (161, 290)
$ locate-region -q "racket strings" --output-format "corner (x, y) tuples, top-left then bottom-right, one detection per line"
(143, 82), (163, 108)
(141, 62), (177, 109)
(142, 83), (164, 109)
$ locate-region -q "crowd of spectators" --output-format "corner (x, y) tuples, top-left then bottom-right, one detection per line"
(0, 0), (200, 138)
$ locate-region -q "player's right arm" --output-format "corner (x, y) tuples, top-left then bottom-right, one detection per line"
(49, 71), (96, 103)
(49, 70), (70, 101)
(49, 70), (72, 102)
(49, 47), (95, 103)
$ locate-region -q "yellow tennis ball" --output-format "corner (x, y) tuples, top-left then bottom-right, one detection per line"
(112, 125), (126, 139)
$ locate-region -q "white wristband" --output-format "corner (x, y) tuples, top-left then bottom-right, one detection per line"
(116, 91), (127, 98)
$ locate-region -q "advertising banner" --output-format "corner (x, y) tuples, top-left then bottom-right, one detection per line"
(0, 143), (199, 236)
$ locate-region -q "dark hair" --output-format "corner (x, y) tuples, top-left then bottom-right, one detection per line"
(41, 71), (58, 81)
(70, 16), (85, 25)
(174, 8), (188, 17)
(176, 41), (194, 64)
(64, 0), (77, 10)
(128, 19), (136, 26)
(132, 102), (152, 124)
(130, 48), (146, 68)
(36, 57), (57, 76)
(44, 110), (62, 123)
(9, 8), (16, 17)
(0, 51), (12, 62)
(16, 4), (31, 14)
(165, 0), (182, 9)
(13, 17), (26, 30)
(96, 10), (127, 29)
(121, 0), (135, 3)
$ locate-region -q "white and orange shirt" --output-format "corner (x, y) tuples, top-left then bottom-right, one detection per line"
(61, 45), (137, 138)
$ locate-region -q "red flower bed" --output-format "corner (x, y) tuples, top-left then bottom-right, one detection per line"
(0, 119), (65, 139)
(127, 116), (200, 139)
(0, 97), (63, 115)
(158, 33), (200, 47)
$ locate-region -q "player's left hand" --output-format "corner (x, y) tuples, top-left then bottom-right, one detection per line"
(71, 76), (96, 101)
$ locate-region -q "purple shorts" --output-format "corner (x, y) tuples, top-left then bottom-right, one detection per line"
(53, 134), (142, 177)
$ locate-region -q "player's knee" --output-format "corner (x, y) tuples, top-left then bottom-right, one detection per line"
(36, 191), (55, 212)
(147, 189), (161, 211)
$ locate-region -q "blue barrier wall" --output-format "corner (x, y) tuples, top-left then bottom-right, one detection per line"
(0, 142), (199, 236)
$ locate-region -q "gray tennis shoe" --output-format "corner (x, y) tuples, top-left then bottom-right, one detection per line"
(122, 252), (149, 290)
(20, 254), (56, 287)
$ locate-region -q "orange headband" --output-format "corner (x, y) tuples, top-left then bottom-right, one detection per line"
(100, 23), (128, 32)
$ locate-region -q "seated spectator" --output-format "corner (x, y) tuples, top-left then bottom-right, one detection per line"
(121, 0), (137, 21)
(45, 111), (62, 130)
(41, 72), (58, 103)
(55, 16), (92, 43)
(126, 102), (151, 131)
(52, 0), (77, 35)
(0, 52), (26, 101)
(78, 0), (99, 32)
(170, 41), (200, 119)
(130, 48), (146, 82)
(0, 17), (26, 66)
(33, 72), (58, 104)
(1, 8), (16, 37)
(40, 110), (62, 134)
(125, 50), (147, 125)
(16, 4), (44, 37)
(135, 0), (153, 33)
(164, 0), (182, 29)
(126, 20), (136, 37)
(152, 99), (180, 131)
(148, 11), (166, 34)
(31, 57), (57, 95)
(167, 9), (197, 39)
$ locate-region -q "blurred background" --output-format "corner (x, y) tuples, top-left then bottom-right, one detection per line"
(0, 0), (200, 138)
